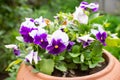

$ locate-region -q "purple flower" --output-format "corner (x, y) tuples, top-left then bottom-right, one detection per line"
(67, 41), (75, 51)
(96, 32), (107, 46)
(91, 24), (107, 46)
(13, 48), (20, 56)
(79, 1), (99, 12)
(34, 33), (48, 49)
(47, 39), (66, 55)
(87, 3), (99, 12)
(25, 50), (40, 64)
(19, 18), (37, 43)
(77, 35), (94, 48)
(5, 44), (20, 56)
(46, 30), (69, 55)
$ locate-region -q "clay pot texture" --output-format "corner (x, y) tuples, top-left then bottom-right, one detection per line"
(17, 50), (120, 80)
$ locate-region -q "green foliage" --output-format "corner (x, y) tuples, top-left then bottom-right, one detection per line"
(5, 65), (19, 80)
(38, 59), (54, 75)
(55, 61), (67, 72)
(0, 0), (80, 74)
(106, 37), (120, 47)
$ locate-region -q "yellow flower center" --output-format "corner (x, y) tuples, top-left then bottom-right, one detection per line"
(54, 45), (59, 49)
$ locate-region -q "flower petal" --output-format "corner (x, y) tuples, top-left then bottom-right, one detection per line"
(25, 51), (33, 64)
(51, 30), (69, 45)
(33, 52), (39, 64)
(47, 39), (66, 55)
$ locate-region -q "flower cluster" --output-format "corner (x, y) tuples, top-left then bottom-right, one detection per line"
(5, 1), (117, 75)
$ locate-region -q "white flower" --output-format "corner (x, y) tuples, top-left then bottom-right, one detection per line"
(5, 44), (17, 49)
(25, 50), (40, 64)
(77, 35), (94, 42)
(73, 7), (88, 24)
(77, 35), (94, 48)
(34, 16), (47, 28)
(21, 18), (36, 28)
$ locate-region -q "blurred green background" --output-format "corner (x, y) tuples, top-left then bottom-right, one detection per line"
(0, 0), (120, 80)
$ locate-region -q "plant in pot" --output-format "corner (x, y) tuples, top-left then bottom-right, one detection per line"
(5, 1), (120, 80)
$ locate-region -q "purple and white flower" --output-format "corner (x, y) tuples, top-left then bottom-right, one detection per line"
(5, 44), (20, 56)
(25, 50), (40, 64)
(77, 35), (94, 48)
(19, 18), (37, 43)
(30, 28), (48, 49)
(87, 3), (99, 12)
(73, 7), (88, 24)
(91, 24), (107, 46)
(47, 30), (69, 55)
(80, 1), (99, 12)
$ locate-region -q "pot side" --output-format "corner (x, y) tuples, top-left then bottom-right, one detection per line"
(17, 50), (120, 80)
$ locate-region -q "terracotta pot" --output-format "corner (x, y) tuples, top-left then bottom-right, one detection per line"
(17, 50), (120, 80)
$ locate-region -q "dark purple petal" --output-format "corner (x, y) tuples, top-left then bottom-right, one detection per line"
(92, 8), (99, 12)
(96, 32), (101, 41)
(80, 1), (88, 10)
(13, 48), (20, 56)
(25, 58), (30, 63)
(102, 32), (107, 39)
(34, 33), (48, 49)
(22, 34), (33, 43)
(80, 6), (87, 10)
(19, 26), (37, 43)
(83, 41), (89, 48)
(67, 41), (75, 51)
(82, 40), (93, 48)
(47, 39), (66, 55)
(78, 39), (93, 48)
(96, 32), (107, 46)
(60, 28), (65, 32)
(81, 1), (88, 5)
(30, 18), (34, 22)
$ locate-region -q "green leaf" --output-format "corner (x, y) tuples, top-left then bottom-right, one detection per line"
(69, 52), (80, 57)
(39, 59), (54, 75)
(55, 56), (64, 61)
(106, 37), (120, 47)
(89, 15), (104, 24)
(55, 62), (67, 72)
(94, 57), (105, 63)
(90, 41), (102, 57)
(6, 59), (22, 71)
(81, 64), (88, 71)
(80, 54), (84, 63)
(90, 13), (100, 20)
(72, 45), (81, 53)
(73, 57), (80, 63)
(88, 61), (98, 68)
(67, 63), (77, 69)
